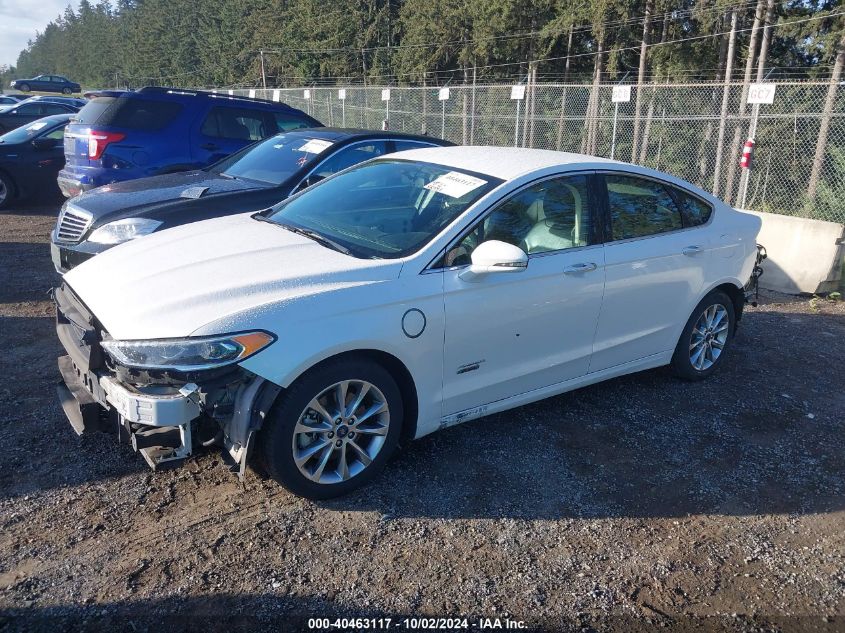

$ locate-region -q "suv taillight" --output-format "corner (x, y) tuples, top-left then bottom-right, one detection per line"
(88, 130), (125, 160)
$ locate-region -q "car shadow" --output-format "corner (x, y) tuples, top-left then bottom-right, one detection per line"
(317, 307), (845, 520)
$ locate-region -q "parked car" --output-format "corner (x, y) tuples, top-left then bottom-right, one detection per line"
(0, 100), (77, 133)
(0, 114), (72, 209)
(18, 95), (87, 109)
(50, 128), (451, 272)
(57, 87), (323, 198)
(1, 94), (28, 102)
(54, 147), (762, 498)
(0, 96), (21, 106)
(10, 75), (81, 94)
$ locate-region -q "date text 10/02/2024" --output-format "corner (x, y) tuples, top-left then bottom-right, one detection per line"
(307, 617), (528, 630)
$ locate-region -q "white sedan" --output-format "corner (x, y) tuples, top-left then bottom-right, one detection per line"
(55, 147), (762, 499)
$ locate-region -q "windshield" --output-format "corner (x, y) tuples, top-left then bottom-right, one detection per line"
(261, 159), (502, 259)
(0, 119), (62, 144)
(212, 134), (333, 185)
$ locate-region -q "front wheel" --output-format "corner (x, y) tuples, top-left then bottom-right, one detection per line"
(671, 290), (736, 381)
(18, 83), (30, 92)
(259, 357), (403, 499)
(62, 87), (72, 94)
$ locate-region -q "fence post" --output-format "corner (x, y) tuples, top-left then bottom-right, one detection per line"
(470, 66), (477, 144)
(555, 86), (568, 151)
(610, 102), (619, 159)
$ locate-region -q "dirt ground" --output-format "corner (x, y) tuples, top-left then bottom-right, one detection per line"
(0, 201), (843, 632)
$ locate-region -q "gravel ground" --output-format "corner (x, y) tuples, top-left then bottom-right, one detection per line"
(0, 201), (843, 632)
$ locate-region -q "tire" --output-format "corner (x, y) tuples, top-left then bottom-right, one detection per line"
(259, 357), (403, 499)
(62, 87), (72, 94)
(18, 83), (30, 92)
(0, 172), (14, 210)
(671, 290), (736, 381)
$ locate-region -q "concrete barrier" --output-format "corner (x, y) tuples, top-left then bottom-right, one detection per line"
(740, 209), (845, 295)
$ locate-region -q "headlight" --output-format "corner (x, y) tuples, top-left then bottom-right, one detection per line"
(88, 218), (162, 245)
(101, 331), (275, 371)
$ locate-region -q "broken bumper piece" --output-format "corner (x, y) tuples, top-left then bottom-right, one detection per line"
(57, 353), (200, 470)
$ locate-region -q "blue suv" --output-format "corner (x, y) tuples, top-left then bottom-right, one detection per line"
(58, 87), (322, 197)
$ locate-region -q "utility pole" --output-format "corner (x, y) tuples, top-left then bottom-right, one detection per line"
(631, 0), (654, 162)
(739, 0), (776, 208)
(259, 50), (267, 90)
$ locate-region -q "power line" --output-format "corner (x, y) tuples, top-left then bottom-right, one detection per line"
(249, 11), (845, 85)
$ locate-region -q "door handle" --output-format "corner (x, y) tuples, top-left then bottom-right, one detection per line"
(201, 143), (219, 151)
(682, 245), (703, 256)
(563, 262), (598, 274)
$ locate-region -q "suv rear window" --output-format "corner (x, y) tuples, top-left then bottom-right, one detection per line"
(75, 96), (182, 130)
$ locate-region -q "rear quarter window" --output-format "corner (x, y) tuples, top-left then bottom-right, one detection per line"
(272, 111), (313, 132)
(671, 188), (713, 227)
(75, 96), (182, 130)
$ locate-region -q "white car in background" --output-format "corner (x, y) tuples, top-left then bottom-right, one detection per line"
(54, 147), (762, 499)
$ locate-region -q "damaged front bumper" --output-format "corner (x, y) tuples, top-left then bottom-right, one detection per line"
(54, 283), (280, 477)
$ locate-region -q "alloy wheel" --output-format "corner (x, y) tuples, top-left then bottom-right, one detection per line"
(0, 179), (7, 206)
(689, 304), (729, 371)
(292, 379), (390, 484)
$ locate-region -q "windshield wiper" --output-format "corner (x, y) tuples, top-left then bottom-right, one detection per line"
(252, 215), (352, 256)
(285, 225), (353, 256)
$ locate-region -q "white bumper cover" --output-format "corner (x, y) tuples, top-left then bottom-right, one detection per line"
(99, 376), (201, 427)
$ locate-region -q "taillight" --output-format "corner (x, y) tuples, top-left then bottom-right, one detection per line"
(87, 130), (125, 160)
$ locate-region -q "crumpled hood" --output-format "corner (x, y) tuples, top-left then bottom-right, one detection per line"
(70, 171), (268, 219)
(64, 212), (402, 340)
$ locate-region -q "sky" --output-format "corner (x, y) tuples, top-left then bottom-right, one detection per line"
(0, 0), (78, 68)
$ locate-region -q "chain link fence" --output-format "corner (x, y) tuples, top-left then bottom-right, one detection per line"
(221, 81), (844, 224)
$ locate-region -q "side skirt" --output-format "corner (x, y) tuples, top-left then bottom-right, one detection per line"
(438, 351), (671, 430)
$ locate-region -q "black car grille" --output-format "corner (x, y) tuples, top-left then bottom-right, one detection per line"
(56, 206), (92, 243)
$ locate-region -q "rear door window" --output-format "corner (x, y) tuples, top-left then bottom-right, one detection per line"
(43, 103), (70, 115)
(16, 103), (43, 116)
(201, 107), (270, 141)
(605, 174), (683, 240)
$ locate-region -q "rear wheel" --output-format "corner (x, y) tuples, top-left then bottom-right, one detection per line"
(0, 172), (14, 210)
(259, 357), (403, 499)
(671, 290), (735, 381)
(62, 87), (73, 95)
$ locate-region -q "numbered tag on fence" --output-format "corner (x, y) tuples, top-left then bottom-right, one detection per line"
(338, 89), (346, 100)
(612, 85), (631, 103)
(381, 89), (391, 101)
(510, 85), (525, 100)
(748, 83), (776, 105)
(439, 87), (450, 101)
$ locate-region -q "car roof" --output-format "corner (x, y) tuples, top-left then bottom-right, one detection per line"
(387, 146), (624, 180)
(34, 113), (75, 124)
(83, 87), (305, 113)
(284, 127), (450, 144)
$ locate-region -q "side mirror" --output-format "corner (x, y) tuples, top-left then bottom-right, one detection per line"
(32, 137), (58, 150)
(458, 240), (528, 282)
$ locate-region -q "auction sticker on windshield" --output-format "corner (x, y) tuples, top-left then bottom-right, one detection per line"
(424, 172), (487, 198)
(296, 139), (334, 154)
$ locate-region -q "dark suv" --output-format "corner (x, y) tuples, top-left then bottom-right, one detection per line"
(57, 87), (322, 197)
